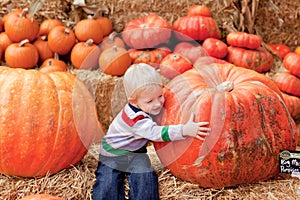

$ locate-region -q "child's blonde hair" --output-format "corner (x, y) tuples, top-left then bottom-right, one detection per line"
(123, 63), (162, 99)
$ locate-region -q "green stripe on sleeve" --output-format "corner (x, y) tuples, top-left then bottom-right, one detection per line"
(102, 138), (130, 155)
(161, 126), (171, 141)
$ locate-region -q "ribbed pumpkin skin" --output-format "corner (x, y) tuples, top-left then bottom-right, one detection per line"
(226, 46), (273, 73)
(154, 64), (298, 188)
(20, 194), (63, 200)
(0, 67), (101, 177)
(173, 16), (220, 41)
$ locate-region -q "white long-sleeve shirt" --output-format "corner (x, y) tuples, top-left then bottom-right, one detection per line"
(100, 103), (186, 157)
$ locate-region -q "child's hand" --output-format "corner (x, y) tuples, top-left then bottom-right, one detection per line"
(182, 114), (210, 140)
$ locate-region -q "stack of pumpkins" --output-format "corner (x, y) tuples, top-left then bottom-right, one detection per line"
(272, 51), (300, 121)
(0, 7), (114, 72)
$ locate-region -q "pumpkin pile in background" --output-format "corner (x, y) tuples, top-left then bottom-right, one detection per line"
(0, 2), (300, 189)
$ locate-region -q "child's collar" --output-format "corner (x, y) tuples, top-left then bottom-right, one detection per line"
(128, 103), (142, 113)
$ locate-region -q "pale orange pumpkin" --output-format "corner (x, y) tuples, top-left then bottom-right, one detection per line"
(100, 31), (126, 51)
(99, 45), (132, 76)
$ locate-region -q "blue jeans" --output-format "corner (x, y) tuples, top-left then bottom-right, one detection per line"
(92, 152), (159, 200)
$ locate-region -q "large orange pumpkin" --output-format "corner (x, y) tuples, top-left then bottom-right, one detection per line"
(154, 63), (298, 188)
(0, 66), (103, 177)
(20, 194), (63, 200)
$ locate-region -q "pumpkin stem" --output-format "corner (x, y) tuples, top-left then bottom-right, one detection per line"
(19, 39), (30, 47)
(54, 52), (60, 60)
(108, 31), (118, 42)
(40, 35), (47, 41)
(112, 45), (118, 52)
(216, 81), (234, 92)
(47, 59), (53, 66)
(64, 28), (70, 35)
(140, 24), (149, 28)
(93, 7), (109, 18)
(20, 8), (29, 18)
(85, 39), (94, 46)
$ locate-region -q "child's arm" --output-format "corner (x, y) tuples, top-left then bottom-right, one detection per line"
(134, 114), (210, 142)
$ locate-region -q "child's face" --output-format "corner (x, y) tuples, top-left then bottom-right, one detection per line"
(133, 85), (165, 115)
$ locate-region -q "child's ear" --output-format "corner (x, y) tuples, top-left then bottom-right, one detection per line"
(128, 98), (137, 106)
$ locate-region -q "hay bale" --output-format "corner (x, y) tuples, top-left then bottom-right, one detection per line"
(0, 144), (299, 199)
(69, 68), (127, 133)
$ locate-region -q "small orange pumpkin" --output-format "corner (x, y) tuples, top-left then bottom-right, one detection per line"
(226, 46), (273, 73)
(99, 45), (132, 76)
(5, 39), (39, 69)
(159, 53), (193, 79)
(187, 5), (211, 17)
(74, 15), (103, 44)
(39, 19), (64, 36)
(93, 9), (113, 37)
(173, 42), (206, 64)
(273, 71), (300, 97)
(282, 52), (300, 78)
(33, 36), (54, 63)
(128, 47), (171, 69)
(202, 37), (228, 59)
(4, 8), (39, 42)
(281, 92), (300, 121)
(226, 32), (262, 50)
(294, 46), (300, 55)
(266, 43), (291, 60)
(0, 32), (12, 59)
(100, 31), (126, 51)
(71, 39), (101, 69)
(48, 26), (76, 55)
(40, 53), (68, 72)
